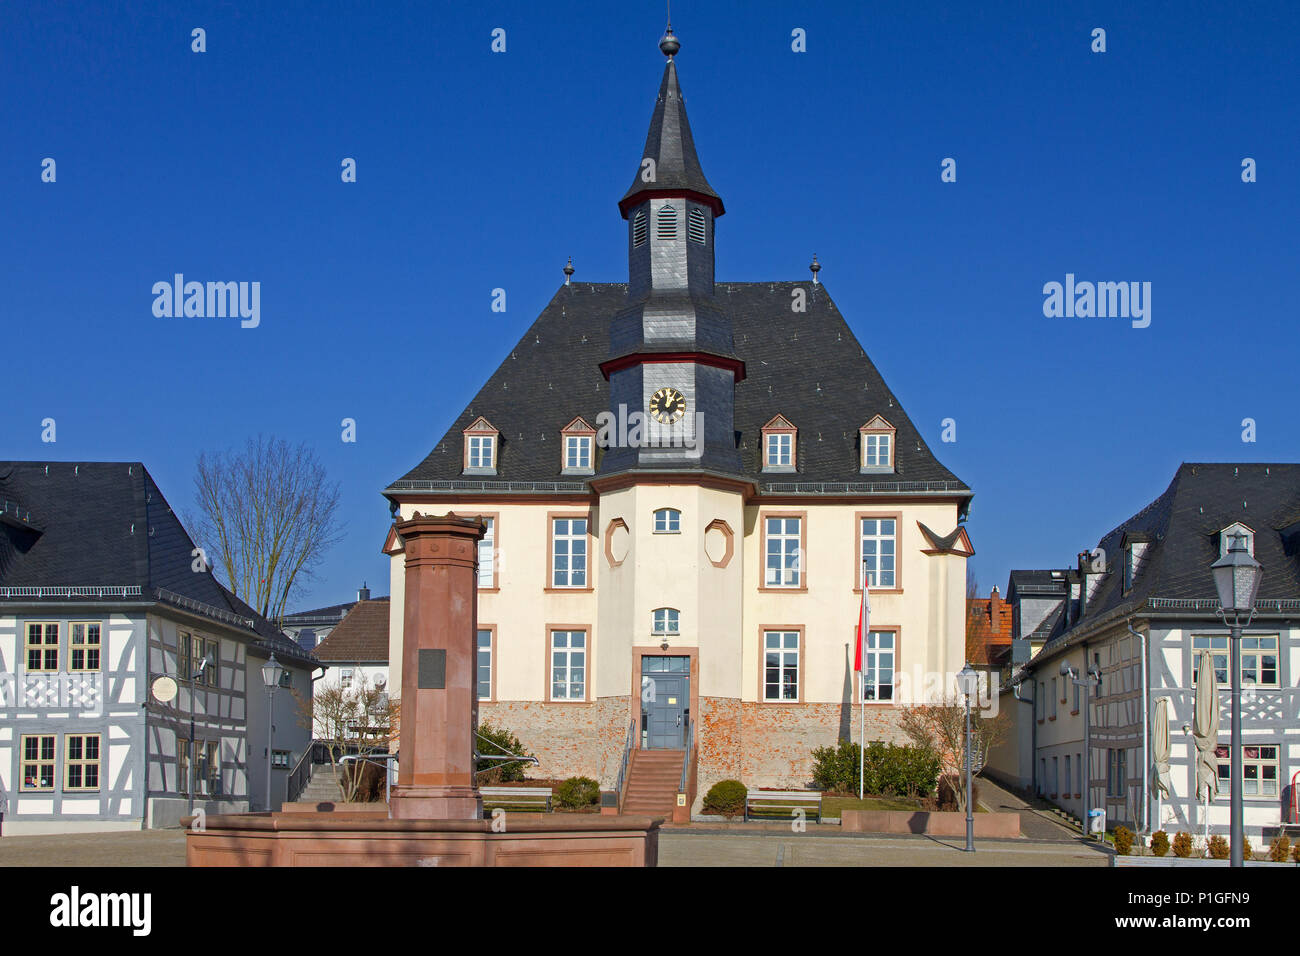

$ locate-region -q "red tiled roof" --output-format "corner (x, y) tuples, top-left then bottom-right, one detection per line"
(313, 598), (390, 663)
(967, 590), (1013, 668)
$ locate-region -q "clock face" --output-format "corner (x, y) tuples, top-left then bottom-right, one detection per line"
(649, 386), (687, 424)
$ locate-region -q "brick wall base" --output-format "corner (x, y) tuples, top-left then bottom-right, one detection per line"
(696, 697), (912, 809)
(480, 697), (629, 787)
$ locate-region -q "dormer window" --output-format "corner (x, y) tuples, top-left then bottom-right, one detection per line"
(652, 608), (680, 636)
(859, 416), (895, 473)
(1121, 531), (1151, 594)
(688, 207), (706, 243)
(560, 417), (596, 476)
(463, 417), (499, 475)
(761, 415), (797, 473)
(656, 204), (677, 240)
(1218, 522), (1254, 557)
(653, 508), (680, 533)
(632, 209), (647, 247)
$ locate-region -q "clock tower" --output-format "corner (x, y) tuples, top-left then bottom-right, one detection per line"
(599, 26), (744, 478)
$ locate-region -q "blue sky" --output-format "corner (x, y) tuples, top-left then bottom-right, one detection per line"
(4, 1), (1297, 609)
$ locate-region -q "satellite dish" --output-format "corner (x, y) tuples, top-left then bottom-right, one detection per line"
(151, 675), (178, 704)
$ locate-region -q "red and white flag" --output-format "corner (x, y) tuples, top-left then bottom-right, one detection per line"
(854, 568), (871, 672)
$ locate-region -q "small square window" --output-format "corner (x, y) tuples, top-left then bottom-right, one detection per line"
(653, 509), (681, 533)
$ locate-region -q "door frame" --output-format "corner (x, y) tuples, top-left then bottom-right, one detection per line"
(630, 646), (699, 751)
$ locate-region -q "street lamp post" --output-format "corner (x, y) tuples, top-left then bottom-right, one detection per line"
(1062, 659), (1102, 837)
(956, 664), (980, 853)
(1211, 532), (1263, 868)
(261, 654), (285, 812)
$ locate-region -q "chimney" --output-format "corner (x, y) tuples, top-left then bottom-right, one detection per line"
(357, 581), (371, 602)
(989, 586), (1001, 632)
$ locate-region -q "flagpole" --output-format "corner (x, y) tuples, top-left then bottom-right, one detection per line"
(859, 561), (868, 801)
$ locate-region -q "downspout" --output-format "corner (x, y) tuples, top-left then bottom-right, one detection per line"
(1128, 619), (1148, 836)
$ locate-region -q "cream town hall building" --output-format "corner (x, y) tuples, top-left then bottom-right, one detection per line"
(382, 29), (973, 812)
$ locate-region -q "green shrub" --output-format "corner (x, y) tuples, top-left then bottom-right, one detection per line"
(1150, 830), (1170, 857)
(810, 739), (939, 797)
(1172, 831), (1193, 858)
(1268, 835), (1290, 862)
(1113, 826), (1134, 856)
(702, 780), (747, 818)
(555, 776), (600, 809)
(1208, 835), (1229, 860)
(475, 720), (533, 785)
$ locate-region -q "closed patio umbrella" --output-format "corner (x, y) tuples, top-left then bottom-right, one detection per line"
(1193, 650), (1220, 849)
(1152, 697), (1172, 829)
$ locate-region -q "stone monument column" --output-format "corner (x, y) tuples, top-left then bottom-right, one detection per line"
(389, 513), (485, 820)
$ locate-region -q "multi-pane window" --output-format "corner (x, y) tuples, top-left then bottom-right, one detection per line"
(859, 518), (897, 588)
(205, 741), (221, 796)
(1050, 678), (1058, 718)
(1193, 635), (1278, 687)
(1073, 680), (1081, 713)
(1106, 748), (1127, 798)
(467, 434), (495, 470)
(652, 608), (680, 636)
(26, 622), (58, 671)
(860, 630), (895, 701)
(565, 435), (592, 471)
(764, 517), (802, 587)
(272, 751), (291, 769)
(180, 634), (218, 686)
(765, 433), (792, 468)
(65, 734), (101, 791)
(763, 631), (799, 701)
(21, 735), (56, 790)
(550, 630), (586, 700)
(1217, 745), (1279, 798)
(340, 667), (354, 689)
(70, 622), (102, 671)
(863, 433), (892, 468)
(477, 517), (495, 588)
(476, 629), (493, 699)
(551, 518), (588, 587)
(653, 508), (680, 533)
(1064, 755), (1072, 796)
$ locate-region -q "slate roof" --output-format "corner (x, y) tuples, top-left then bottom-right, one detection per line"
(388, 282), (970, 499)
(313, 598), (390, 664)
(1028, 462), (1300, 663)
(619, 59), (722, 216)
(0, 461), (312, 665)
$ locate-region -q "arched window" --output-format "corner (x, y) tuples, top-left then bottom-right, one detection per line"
(632, 209), (647, 247)
(653, 508), (680, 533)
(656, 204), (677, 240)
(652, 608), (680, 636)
(688, 207), (706, 244)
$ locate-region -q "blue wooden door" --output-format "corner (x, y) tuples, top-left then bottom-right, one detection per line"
(641, 657), (690, 749)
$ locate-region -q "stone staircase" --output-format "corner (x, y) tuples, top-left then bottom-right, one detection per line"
(297, 764), (343, 805)
(621, 750), (684, 817)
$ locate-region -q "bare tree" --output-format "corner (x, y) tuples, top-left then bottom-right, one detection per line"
(294, 675), (390, 802)
(899, 693), (1008, 813)
(189, 436), (343, 624)
(966, 565), (979, 600)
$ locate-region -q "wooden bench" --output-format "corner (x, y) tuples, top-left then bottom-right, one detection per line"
(479, 786), (553, 813)
(744, 790), (823, 823)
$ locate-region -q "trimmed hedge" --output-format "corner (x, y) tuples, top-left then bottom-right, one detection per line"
(702, 780), (747, 818)
(810, 740), (940, 797)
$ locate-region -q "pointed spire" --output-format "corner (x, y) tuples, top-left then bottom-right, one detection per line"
(563, 256), (574, 285)
(618, 29), (723, 219)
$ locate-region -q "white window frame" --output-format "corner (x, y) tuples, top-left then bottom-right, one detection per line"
(551, 518), (588, 588)
(1217, 744), (1279, 799)
(477, 517), (496, 588)
(763, 630), (800, 701)
(550, 630), (586, 701)
(863, 432), (892, 468)
(564, 435), (593, 472)
(765, 433), (792, 469)
(467, 434), (495, 470)
(859, 518), (897, 588)
(860, 630), (895, 702)
(653, 508), (680, 534)
(476, 629), (493, 700)
(1193, 634), (1278, 688)
(652, 608), (680, 636)
(764, 516), (802, 588)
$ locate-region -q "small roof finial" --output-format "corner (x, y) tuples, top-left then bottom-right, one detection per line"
(810, 253), (821, 285)
(563, 256), (575, 285)
(659, 4), (680, 59)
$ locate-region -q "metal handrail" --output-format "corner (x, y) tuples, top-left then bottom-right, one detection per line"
(680, 718), (695, 793)
(614, 720), (635, 809)
(285, 746), (315, 804)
